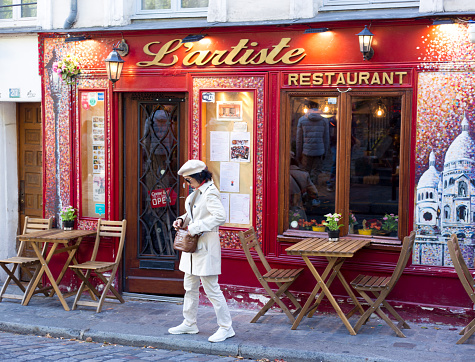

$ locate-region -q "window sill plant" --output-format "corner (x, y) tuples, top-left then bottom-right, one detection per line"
(311, 220), (326, 232)
(60, 205), (77, 230)
(358, 219), (372, 235)
(323, 213), (343, 241)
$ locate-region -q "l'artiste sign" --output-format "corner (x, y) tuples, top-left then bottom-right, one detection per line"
(137, 38), (306, 67)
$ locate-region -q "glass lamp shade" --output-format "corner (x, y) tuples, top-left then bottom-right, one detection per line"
(356, 26), (374, 60)
(104, 49), (124, 83)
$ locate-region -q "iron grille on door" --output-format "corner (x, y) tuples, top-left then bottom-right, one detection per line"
(137, 100), (181, 268)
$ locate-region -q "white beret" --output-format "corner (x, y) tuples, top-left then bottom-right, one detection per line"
(178, 160), (207, 176)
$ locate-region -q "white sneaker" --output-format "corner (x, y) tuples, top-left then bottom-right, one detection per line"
(208, 326), (235, 343)
(168, 322), (199, 335)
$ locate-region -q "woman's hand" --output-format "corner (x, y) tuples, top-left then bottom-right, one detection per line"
(173, 218), (183, 230)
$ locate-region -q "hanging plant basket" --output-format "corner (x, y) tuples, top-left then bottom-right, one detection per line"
(53, 54), (81, 86)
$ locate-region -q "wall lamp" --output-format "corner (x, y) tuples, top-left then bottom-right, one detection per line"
(304, 27), (330, 34)
(356, 25), (374, 61)
(104, 39), (129, 84)
(182, 34), (207, 43)
(64, 34), (89, 43)
(432, 19), (454, 25)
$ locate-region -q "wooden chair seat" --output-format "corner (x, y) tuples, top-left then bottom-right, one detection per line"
(69, 261), (115, 271)
(351, 275), (391, 290)
(447, 235), (475, 344)
(0, 217), (53, 303)
(68, 219), (127, 313)
(239, 227), (304, 324)
(263, 268), (304, 283)
(350, 231), (416, 338)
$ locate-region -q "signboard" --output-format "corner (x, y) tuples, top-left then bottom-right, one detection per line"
(150, 188), (177, 208)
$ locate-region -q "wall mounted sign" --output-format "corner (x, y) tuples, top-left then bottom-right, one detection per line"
(9, 88), (20, 98)
(137, 38), (306, 67)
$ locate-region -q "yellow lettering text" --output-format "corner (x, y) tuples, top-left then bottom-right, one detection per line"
(359, 72), (370, 85)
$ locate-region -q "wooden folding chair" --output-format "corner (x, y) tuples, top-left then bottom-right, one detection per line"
(0, 216), (53, 303)
(350, 231), (416, 337)
(69, 219), (127, 312)
(239, 227), (304, 323)
(447, 234), (475, 344)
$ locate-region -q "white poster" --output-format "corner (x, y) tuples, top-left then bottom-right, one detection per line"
(220, 162), (240, 192)
(230, 193), (250, 224)
(220, 193), (230, 224)
(210, 131), (230, 162)
(93, 175), (105, 202)
(230, 132), (251, 162)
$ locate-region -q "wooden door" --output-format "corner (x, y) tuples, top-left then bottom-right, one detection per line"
(18, 102), (43, 280)
(123, 93), (187, 296)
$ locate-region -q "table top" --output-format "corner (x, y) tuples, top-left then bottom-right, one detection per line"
(17, 229), (97, 242)
(286, 237), (370, 257)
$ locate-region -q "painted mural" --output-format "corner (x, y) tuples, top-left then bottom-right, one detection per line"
(414, 22), (475, 266)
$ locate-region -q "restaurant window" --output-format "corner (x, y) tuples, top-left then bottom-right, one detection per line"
(280, 91), (411, 244)
(137, 0), (208, 17)
(0, 0), (37, 20)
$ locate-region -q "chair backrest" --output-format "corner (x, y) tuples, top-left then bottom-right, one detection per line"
(447, 234), (475, 302)
(386, 231), (416, 290)
(238, 227), (272, 280)
(18, 216), (54, 256)
(90, 219), (127, 265)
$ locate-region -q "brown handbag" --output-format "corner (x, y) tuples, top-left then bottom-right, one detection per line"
(173, 228), (199, 253)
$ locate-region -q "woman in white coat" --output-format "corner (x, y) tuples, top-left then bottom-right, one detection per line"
(168, 159), (234, 343)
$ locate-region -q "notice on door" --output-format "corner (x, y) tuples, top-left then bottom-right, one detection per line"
(150, 188), (177, 208)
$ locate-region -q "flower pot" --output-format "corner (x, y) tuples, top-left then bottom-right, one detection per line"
(327, 229), (340, 242)
(349, 225), (355, 234)
(358, 229), (372, 235)
(63, 220), (75, 231)
(312, 226), (326, 232)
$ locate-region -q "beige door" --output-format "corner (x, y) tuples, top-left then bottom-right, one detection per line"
(18, 102), (43, 280)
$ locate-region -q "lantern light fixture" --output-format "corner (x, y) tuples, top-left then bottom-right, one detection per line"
(182, 34), (207, 43)
(374, 99), (387, 118)
(104, 39), (128, 84)
(356, 25), (374, 61)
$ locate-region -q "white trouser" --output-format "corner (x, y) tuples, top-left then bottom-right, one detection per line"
(183, 273), (232, 329)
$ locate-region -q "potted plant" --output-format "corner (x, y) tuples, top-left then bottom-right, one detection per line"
(349, 213), (358, 234)
(60, 205), (77, 230)
(312, 220), (326, 232)
(53, 54), (81, 85)
(358, 219), (372, 235)
(323, 213), (343, 241)
(381, 214), (398, 236)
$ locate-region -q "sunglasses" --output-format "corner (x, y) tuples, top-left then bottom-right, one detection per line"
(184, 178), (192, 184)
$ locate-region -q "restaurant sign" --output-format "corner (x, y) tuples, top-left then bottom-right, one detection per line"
(137, 38), (306, 67)
(285, 71), (409, 87)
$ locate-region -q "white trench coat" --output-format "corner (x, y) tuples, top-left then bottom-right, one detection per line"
(177, 181), (226, 276)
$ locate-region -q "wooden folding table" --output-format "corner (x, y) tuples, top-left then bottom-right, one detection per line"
(286, 237), (370, 334)
(17, 229), (96, 311)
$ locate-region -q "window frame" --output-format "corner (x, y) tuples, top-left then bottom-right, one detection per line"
(320, 0), (419, 11)
(135, 0), (208, 19)
(279, 89), (412, 245)
(0, 0), (37, 23)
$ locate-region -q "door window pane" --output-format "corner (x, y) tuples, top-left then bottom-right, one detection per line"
(350, 96), (401, 236)
(289, 96), (338, 230)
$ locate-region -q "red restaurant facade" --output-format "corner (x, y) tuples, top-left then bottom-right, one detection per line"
(39, 17), (475, 322)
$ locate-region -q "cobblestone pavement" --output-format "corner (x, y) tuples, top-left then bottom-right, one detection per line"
(0, 331), (253, 361)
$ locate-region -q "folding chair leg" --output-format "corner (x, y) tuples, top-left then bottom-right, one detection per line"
(252, 281), (295, 323)
(72, 270), (93, 310)
(95, 271), (123, 313)
(457, 319), (475, 344)
(380, 299), (410, 329)
(95, 271), (124, 303)
(353, 290), (380, 332)
(0, 264), (25, 293)
(459, 318), (475, 336)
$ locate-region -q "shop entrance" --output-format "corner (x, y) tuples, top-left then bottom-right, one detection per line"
(123, 93), (187, 295)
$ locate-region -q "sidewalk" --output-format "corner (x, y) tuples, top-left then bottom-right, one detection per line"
(0, 287), (474, 362)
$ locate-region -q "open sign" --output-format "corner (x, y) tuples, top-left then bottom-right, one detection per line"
(149, 188), (177, 208)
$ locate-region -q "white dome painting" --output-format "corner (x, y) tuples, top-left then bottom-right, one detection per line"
(414, 114), (475, 266)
